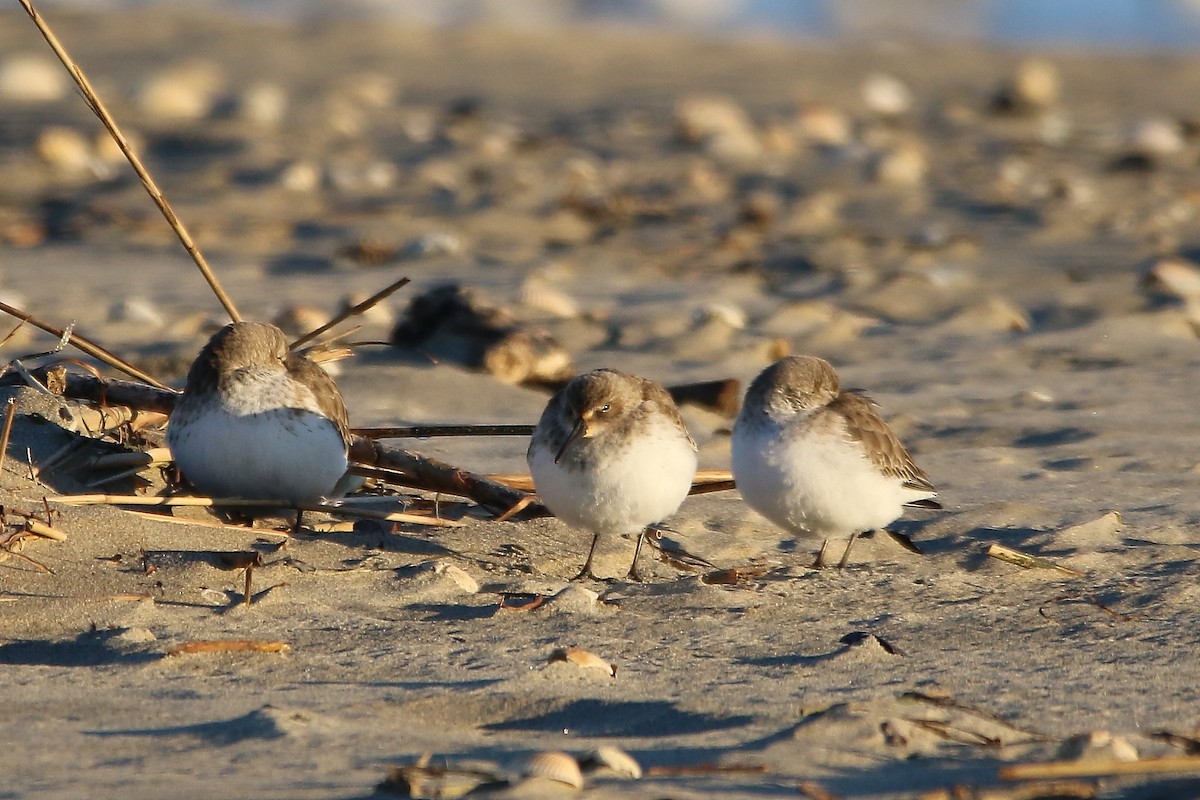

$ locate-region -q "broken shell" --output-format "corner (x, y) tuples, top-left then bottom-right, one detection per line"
(869, 142), (928, 187)
(794, 103), (852, 147)
(1126, 116), (1185, 158)
(238, 81), (288, 127)
(35, 126), (93, 174)
(1143, 256), (1200, 300)
(547, 646), (616, 677)
(862, 72), (912, 118)
(993, 58), (1060, 113)
(138, 60), (224, 121)
(522, 751), (584, 789)
(519, 275), (580, 319)
(0, 54), (68, 104)
(583, 746), (642, 779)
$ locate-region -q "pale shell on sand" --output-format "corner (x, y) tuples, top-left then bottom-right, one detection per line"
(0, 54), (68, 104)
(582, 745), (642, 779)
(547, 646), (616, 677)
(521, 751), (584, 789)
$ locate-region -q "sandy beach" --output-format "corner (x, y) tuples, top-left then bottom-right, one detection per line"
(1, 6), (1200, 799)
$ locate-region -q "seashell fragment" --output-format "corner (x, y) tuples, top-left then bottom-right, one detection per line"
(138, 60), (224, 121)
(547, 646), (616, 677)
(1142, 256), (1200, 300)
(862, 72), (912, 118)
(0, 54), (68, 104)
(675, 94), (762, 162)
(1058, 730), (1139, 762)
(522, 751), (584, 789)
(582, 745), (642, 779)
(868, 141), (927, 187)
(794, 103), (852, 147)
(992, 58), (1060, 113)
(35, 126), (93, 174)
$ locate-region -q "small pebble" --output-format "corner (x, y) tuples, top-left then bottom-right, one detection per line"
(794, 103), (853, 147)
(238, 81), (288, 127)
(868, 141), (928, 186)
(34, 126), (93, 174)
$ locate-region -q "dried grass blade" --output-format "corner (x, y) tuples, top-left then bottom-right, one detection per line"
(985, 543), (1085, 577)
(999, 756), (1200, 780)
(0, 300), (172, 389)
(353, 423), (535, 439)
(290, 275), (410, 349)
(166, 640), (291, 656)
(17, 0), (241, 324)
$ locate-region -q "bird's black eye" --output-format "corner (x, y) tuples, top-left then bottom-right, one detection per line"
(599, 404), (611, 413)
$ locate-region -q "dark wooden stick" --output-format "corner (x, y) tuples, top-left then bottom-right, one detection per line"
(353, 424), (535, 439)
(348, 438), (536, 517)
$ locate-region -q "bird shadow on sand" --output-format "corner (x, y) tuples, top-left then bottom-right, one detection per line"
(85, 705), (304, 745)
(0, 628), (159, 667)
(483, 698), (754, 738)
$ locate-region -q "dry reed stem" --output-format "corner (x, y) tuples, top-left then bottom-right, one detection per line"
(0, 399), (15, 483)
(45, 493), (463, 527)
(484, 469), (735, 495)
(290, 276), (411, 350)
(25, 520), (68, 541)
(166, 640), (291, 656)
(986, 543), (1085, 577)
(354, 424), (536, 439)
(0, 300), (172, 389)
(18, 0), (242, 324)
(999, 756), (1200, 780)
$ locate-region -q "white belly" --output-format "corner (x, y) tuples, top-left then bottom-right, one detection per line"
(732, 419), (926, 540)
(529, 427), (697, 536)
(168, 404), (348, 506)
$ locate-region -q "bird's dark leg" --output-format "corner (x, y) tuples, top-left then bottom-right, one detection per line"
(624, 528), (649, 582)
(836, 531), (861, 570)
(291, 509), (305, 536)
(813, 538), (832, 569)
(571, 533), (603, 581)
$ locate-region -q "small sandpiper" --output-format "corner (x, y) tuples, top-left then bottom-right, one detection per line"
(731, 355), (940, 568)
(167, 321), (351, 508)
(528, 368), (698, 581)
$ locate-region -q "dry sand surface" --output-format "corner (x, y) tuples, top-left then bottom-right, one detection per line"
(2, 7), (1200, 799)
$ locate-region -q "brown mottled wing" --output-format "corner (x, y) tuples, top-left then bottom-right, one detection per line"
(287, 353), (351, 448)
(830, 391), (935, 494)
(638, 377), (697, 451)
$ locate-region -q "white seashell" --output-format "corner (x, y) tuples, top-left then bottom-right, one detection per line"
(1010, 58), (1060, 109)
(108, 297), (165, 327)
(794, 104), (852, 147)
(675, 94), (762, 162)
(1143, 256), (1200, 300)
(584, 746), (642, 779)
(693, 302), (746, 330)
(862, 72), (912, 117)
(0, 54), (68, 104)
(238, 81), (288, 127)
(547, 646), (616, 677)
(1126, 116), (1185, 157)
(520, 275), (580, 319)
(869, 142), (927, 186)
(402, 231), (463, 259)
(430, 562), (479, 594)
(279, 160), (321, 193)
(35, 127), (93, 174)
(138, 61), (224, 121)
(522, 751), (584, 789)
(272, 305), (328, 337)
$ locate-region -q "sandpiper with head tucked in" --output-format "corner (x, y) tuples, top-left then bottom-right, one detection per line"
(528, 368), (698, 581)
(167, 321), (351, 508)
(731, 355), (940, 569)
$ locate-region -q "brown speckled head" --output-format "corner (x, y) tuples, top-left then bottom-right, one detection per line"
(742, 355), (841, 420)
